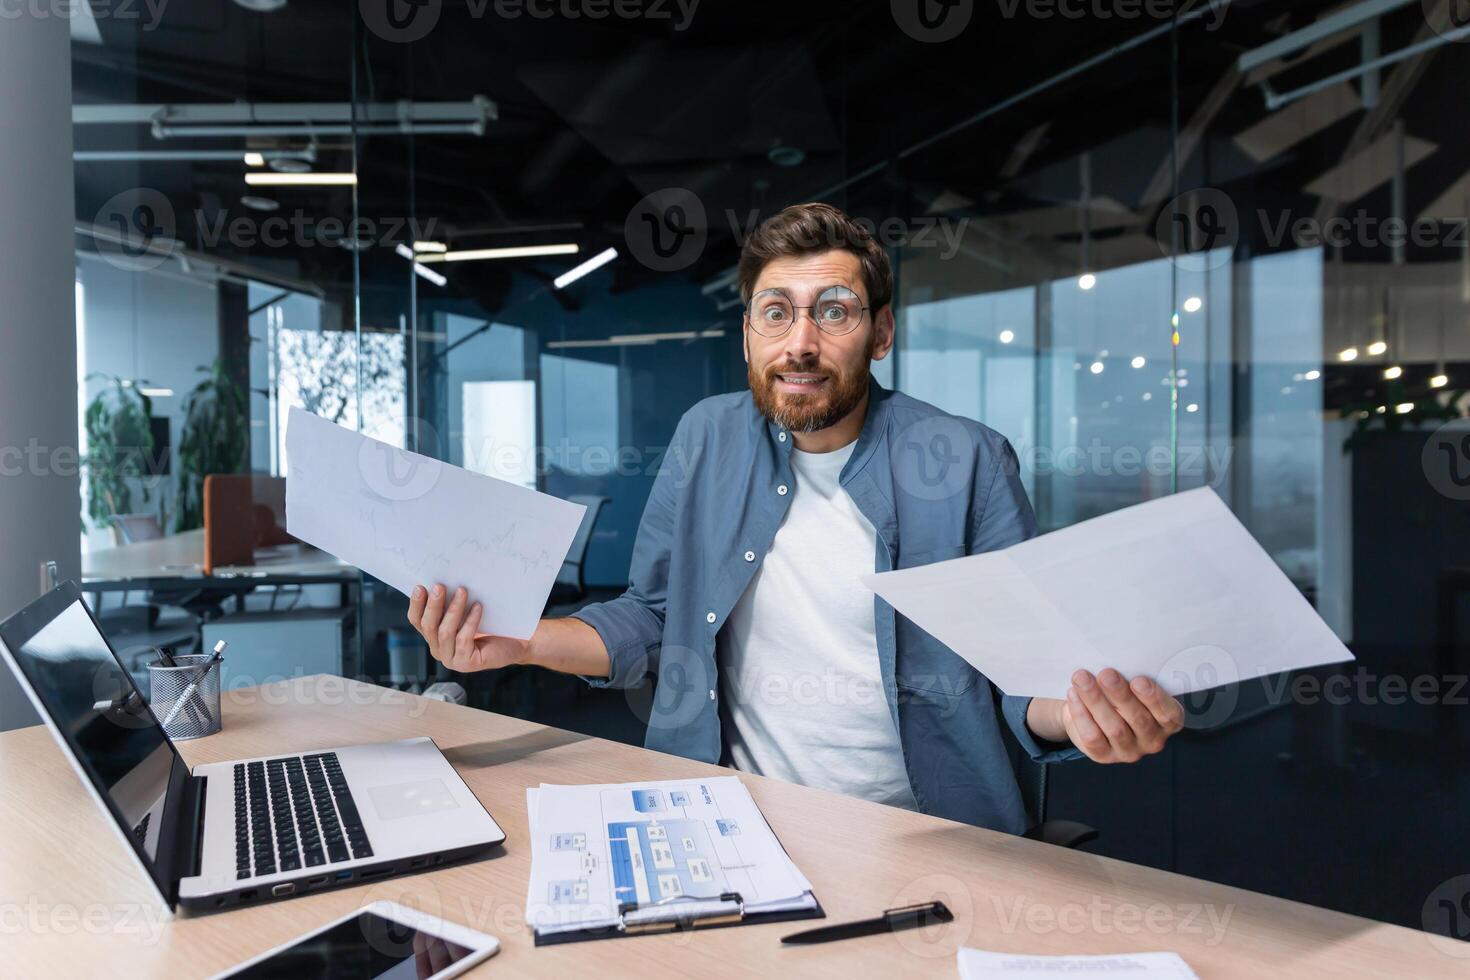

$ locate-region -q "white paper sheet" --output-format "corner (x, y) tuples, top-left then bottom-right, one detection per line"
(863, 487), (1353, 699)
(284, 407), (585, 640)
(524, 776), (816, 937)
(958, 948), (1199, 979)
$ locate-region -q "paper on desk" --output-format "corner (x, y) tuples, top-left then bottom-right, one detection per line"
(284, 407), (585, 640)
(525, 776), (815, 937)
(958, 948), (1199, 979)
(863, 487), (1353, 700)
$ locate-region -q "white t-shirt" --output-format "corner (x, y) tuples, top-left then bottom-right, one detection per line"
(721, 439), (918, 810)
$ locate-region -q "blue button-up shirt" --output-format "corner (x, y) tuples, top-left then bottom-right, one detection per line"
(573, 377), (1080, 834)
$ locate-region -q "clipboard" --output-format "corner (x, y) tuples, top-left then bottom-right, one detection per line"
(532, 889), (826, 946)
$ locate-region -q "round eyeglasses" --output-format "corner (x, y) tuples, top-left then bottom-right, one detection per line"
(745, 285), (869, 338)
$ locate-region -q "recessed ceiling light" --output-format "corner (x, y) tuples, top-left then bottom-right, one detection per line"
(1186, 403), (1199, 413)
(243, 152), (266, 167)
(1130, 355), (1146, 369)
(240, 195), (279, 212)
(1395, 402), (1414, 414)
(1383, 365), (1402, 380)
(1367, 340), (1388, 356)
(998, 329), (1015, 344)
(1338, 347), (1359, 362)
(1430, 373), (1449, 388)
(1089, 361), (1104, 374)
(1078, 273), (1096, 290)
(1183, 296), (1203, 313)
(1304, 369), (1321, 380)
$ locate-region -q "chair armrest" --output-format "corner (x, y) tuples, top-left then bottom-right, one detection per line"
(1022, 819), (1099, 849)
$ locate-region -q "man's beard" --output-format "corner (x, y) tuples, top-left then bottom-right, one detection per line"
(748, 339), (874, 434)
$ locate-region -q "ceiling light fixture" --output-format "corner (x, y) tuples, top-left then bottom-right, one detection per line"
(413, 241), (447, 253)
(240, 195), (279, 212)
(1338, 347), (1358, 362)
(554, 247), (618, 290)
(1430, 373), (1449, 388)
(1183, 296), (1203, 313)
(1131, 356), (1146, 369)
(998, 330), (1015, 344)
(244, 172), (356, 186)
(417, 243), (579, 264)
(1383, 365), (1402, 380)
(394, 243), (447, 287)
(243, 152), (265, 167)
(1367, 340), (1388, 356)
(1078, 273), (1096, 290)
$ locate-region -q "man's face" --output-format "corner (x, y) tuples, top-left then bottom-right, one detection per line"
(743, 250), (895, 433)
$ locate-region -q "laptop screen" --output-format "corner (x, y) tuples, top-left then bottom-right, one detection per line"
(0, 585), (181, 899)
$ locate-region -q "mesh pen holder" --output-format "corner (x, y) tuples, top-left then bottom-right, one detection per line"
(148, 653), (223, 740)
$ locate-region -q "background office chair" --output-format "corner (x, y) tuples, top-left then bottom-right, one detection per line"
(997, 707), (1099, 849)
(545, 495), (611, 610)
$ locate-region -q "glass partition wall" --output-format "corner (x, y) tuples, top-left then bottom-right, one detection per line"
(68, 1), (1470, 941)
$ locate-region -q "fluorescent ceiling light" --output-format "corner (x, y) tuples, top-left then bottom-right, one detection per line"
(546, 329), (724, 350)
(243, 152), (265, 167)
(413, 241), (447, 253)
(244, 172), (356, 186)
(417, 243), (579, 264)
(394, 243), (446, 287)
(138, 387), (174, 397)
(554, 247), (618, 290)
(1395, 402), (1414, 414)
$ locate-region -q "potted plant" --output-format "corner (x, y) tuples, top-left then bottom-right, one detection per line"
(81, 374), (156, 536)
(174, 359), (249, 532)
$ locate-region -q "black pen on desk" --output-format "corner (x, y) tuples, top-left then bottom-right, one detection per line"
(781, 900), (953, 945)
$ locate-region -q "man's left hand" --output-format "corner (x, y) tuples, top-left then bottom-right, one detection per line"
(1028, 669), (1185, 764)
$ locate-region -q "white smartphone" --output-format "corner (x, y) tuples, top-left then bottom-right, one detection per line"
(210, 900), (500, 979)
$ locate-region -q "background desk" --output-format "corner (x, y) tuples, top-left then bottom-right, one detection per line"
(0, 678), (1453, 977)
(81, 529), (357, 592)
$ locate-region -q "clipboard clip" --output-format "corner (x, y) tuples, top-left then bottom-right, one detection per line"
(616, 892), (746, 935)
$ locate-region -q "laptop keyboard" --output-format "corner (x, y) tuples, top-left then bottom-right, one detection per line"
(233, 752), (374, 880)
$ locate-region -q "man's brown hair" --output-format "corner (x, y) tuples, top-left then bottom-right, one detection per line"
(737, 203), (894, 312)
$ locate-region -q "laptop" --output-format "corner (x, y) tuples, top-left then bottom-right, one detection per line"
(0, 581), (506, 914)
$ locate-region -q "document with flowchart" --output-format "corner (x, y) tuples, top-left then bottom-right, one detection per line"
(864, 487), (1353, 700)
(524, 776), (817, 941)
(284, 407), (585, 640)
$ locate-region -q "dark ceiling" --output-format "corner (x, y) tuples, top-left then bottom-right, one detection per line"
(69, 0), (1470, 314)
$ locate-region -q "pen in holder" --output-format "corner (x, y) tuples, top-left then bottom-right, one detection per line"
(148, 647), (224, 740)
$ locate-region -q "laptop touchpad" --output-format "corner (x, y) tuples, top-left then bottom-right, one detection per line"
(367, 778), (462, 820)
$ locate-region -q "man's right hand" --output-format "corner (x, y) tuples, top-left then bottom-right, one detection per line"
(407, 584), (529, 673)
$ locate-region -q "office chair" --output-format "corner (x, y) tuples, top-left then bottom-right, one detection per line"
(545, 495), (611, 608)
(997, 700), (1099, 849)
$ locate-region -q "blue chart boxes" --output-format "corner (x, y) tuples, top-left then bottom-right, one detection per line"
(631, 789), (664, 813)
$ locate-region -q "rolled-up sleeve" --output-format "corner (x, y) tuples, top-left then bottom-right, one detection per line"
(972, 436), (1084, 763)
(570, 416), (688, 690)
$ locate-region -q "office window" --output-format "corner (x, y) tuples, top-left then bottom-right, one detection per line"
(462, 380), (537, 490)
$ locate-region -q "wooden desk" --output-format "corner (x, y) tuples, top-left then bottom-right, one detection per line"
(82, 529), (355, 589)
(0, 677), (1453, 977)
